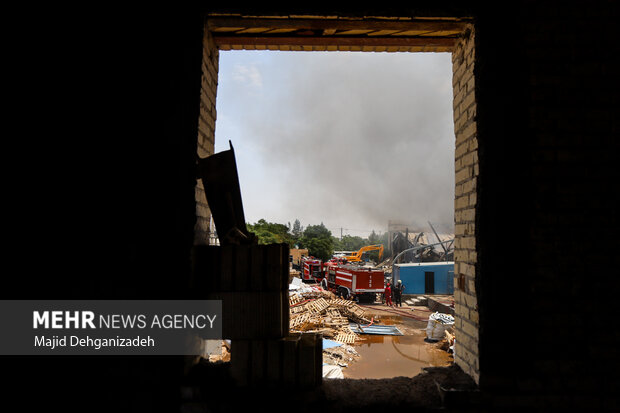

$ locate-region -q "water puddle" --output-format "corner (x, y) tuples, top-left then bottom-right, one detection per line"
(343, 317), (453, 379)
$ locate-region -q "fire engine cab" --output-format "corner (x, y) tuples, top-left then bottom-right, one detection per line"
(301, 256), (323, 282)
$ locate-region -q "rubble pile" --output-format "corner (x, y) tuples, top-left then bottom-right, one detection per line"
(322, 343), (360, 367)
(289, 286), (371, 344)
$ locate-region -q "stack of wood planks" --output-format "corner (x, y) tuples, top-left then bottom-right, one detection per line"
(289, 291), (371, 344)
(193, 243), (323, 387)
(192, 243), (289, 339)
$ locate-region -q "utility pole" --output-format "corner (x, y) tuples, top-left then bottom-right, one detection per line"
(340, 227), (343, 241)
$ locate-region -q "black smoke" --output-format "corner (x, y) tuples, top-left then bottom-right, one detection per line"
(215, 51), (455, 235)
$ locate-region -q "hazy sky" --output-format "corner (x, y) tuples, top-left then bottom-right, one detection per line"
(214, 50), (455, 238)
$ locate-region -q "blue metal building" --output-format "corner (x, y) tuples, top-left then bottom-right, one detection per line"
(392, 262), (454, 294)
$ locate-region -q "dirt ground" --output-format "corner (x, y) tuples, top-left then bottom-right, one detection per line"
(210, 299), (455, 378)
(330, 300), (454, 379)
(187, 361), (473, 412)
(316, 298), (463, 412)
(193, 298), (464, 412)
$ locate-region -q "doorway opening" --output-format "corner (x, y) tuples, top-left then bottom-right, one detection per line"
(212, 48), (455, 379)
(196, 14), (480, 386)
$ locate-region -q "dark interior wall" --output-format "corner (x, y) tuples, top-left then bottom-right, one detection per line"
(475, 2), (619, 407)
(474, 4), (535, 389)
(7, 6), (207, 412)
(10, 7), (206, 298)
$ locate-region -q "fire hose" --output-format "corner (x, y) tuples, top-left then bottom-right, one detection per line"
(358, 304), (430, 322)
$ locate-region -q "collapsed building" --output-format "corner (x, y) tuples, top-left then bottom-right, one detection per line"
(390, 229), (454, 263)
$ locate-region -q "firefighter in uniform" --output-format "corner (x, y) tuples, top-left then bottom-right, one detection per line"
(394, 279), (405, 307)
(384, 282), (393, 307)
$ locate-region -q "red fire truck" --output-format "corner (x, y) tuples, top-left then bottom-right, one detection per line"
(321, 262), (385, 302)
(301, 256), (323, 282)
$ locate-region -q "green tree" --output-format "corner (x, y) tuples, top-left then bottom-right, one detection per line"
(247, 219), (294, 247)
(299, 223), (333, 261)
(331, 236), (344, 251)
(291, 219), (303, 246)
(303, 237), (333, 262)
(339, 235), (366, 251)
(302, 223), (331, 240)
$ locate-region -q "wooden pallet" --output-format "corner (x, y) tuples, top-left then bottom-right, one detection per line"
(291, 304), (308, 314)
(337, 305), (368, 323)
(289, 293), (303, 306)
(306, 298), (330, 314)
(334, 331), (356, 344)
(325, 316), (349, 327)
(325, 308), (341, 317)
(290, 313), (311, 328)
(330, 298), (355, 309)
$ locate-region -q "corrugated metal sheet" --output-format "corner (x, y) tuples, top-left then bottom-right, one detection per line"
(348, 324), (403, 335)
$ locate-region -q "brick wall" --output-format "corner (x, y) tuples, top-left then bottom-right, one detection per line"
(195, 29), (220, 245)
(451, 25), (480, 384)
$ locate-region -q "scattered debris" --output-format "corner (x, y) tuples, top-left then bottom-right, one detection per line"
(289, 281), (455, 378)
(348, 323), (403, 336)
(334, 331), (357, 344)
(322, 343), (360, 366)
(289, 284), (371, 343)
(323, 364), (344, 379)
(436, 329), (456, 354)
(207, 340), (231, 363)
